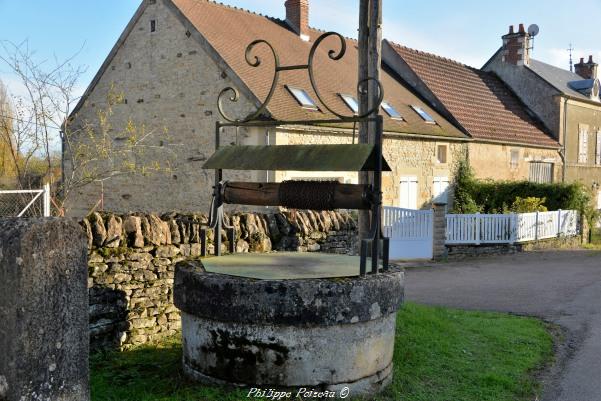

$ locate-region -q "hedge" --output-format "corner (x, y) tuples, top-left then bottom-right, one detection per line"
(452, 160), (594, 217)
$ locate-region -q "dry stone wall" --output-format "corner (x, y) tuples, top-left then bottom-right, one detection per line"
(85, 210), (357, 350)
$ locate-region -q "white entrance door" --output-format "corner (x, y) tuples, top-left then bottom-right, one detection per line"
(399, 177), (418, 209)
(433, 176), (450, 204)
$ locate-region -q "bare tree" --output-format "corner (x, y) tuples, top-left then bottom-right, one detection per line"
(0, 40), (177, 215)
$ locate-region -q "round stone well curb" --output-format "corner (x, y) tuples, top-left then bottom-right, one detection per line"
(174, 259), (404, 397)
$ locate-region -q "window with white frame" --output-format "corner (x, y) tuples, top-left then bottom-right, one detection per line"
(399, 177), (418, 209)
(579, 126), (589, 163)
(596, 130), (601, 165)
(432, 176), (450, 204)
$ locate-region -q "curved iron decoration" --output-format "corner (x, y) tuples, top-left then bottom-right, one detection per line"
(217, 31), (384, 123)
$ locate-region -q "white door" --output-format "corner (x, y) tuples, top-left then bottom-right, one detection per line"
(433, 176), (450, 204)
(399, 177), (418, 209)
(383, 207), (433, 260)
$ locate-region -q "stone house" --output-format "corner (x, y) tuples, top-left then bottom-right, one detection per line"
(382, 41), (561, 184)
(483, 24), (601, 209)
(65, 0), (471, 216)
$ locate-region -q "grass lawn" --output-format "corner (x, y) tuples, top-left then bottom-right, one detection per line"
(91, 303), (553, 401)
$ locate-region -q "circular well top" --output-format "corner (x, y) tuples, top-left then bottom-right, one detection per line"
(174, 255), (404, 327)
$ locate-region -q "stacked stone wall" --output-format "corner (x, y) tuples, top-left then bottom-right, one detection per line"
(85, 210), (356, 350)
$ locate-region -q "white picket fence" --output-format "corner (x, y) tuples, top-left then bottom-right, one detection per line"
(446, 210), (579, 245)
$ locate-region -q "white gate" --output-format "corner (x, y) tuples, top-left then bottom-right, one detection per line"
(383, 206), (433, 260)
(0, 183), (51, 217)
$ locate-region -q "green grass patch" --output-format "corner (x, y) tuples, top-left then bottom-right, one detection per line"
(91, 303), (553, 401)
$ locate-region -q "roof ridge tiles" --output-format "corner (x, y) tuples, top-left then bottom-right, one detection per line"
(198, 1), (358, 43)
(388, 40), (480, 70)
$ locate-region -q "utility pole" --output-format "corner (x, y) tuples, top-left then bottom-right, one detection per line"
(358, 0), (383, 242)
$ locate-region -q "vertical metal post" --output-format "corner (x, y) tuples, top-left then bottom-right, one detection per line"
(215, 122), (222, 256)
(557, 209), (562, 237)
(43, 183), (51, 217)
(371, 115), (384, 274)
(357, 0), (383, 245)
(535, 211), (539, 241)
(357, 0), (370, 244)
(200, 228), (207, 257)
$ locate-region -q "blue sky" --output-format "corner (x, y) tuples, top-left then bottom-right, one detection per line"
(1, 0), (600, 97)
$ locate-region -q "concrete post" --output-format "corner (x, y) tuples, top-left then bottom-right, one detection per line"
(432, 203), (448, 259)
(0, 218), (89, 401)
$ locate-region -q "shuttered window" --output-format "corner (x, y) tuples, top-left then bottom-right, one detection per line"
(510, 149), (519, 169)
(595, 130), (601, 165)
(432, 176), (450, 204)
(579, 127), (589, 164)
(529, 162), (554, 183)
(399, 177), (418, 209)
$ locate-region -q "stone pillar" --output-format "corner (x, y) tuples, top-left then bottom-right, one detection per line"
(0, 218), (89, 401)
(432, 203), (448, 259)
(581, 212), (591, 244)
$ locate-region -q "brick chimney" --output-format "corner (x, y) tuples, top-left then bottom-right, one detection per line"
(502, 24), (531, 66)
(575, 55), (599, 80)
(285, 0), (310, 40)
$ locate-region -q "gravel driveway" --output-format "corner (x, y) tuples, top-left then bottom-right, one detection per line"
(403, 250), (601, 401)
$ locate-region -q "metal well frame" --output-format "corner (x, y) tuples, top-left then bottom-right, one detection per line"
(202, 31), (389, 275)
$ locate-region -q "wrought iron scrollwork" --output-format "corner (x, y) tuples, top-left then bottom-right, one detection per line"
(217, 31), (384, 123)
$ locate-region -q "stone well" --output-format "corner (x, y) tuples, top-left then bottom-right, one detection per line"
(174, 253), (404, 397)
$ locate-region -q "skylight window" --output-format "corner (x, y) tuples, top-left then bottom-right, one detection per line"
(411, 105), (436, 123)
(339, 94), (359, 114)
(286, 86), (318, 110)
(382, 101), (403, 120)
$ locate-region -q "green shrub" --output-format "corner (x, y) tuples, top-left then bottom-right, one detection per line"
(451, 160), (481, 214)
(510, 197), (548, 213)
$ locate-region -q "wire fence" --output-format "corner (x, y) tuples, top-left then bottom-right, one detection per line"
(0, 184), (51, 217)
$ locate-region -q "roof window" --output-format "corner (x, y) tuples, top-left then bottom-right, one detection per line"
(286, 86), (318, 110)
(382, 101), (403, 120)
(339, 94), (359, 114)
(411, 105), (436, 123)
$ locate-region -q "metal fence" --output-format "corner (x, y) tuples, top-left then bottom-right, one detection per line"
(0, 183), (51, 217)
(446, 210), (579, 245)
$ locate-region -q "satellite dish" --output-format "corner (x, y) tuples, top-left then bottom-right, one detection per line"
(528, 24), (540, 37)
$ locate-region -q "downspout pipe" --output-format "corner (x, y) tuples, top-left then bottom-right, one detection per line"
(561, 97), (568, 183)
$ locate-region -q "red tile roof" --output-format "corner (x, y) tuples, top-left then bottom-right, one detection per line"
(170, 0), (467, 139)
(387, 42), (559, 148)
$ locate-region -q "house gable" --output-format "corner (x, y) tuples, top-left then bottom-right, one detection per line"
(65, 0), (260, 216)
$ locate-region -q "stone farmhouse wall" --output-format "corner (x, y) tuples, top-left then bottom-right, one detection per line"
(85, 210), (357, 350)
(468, 142), (560, 182)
